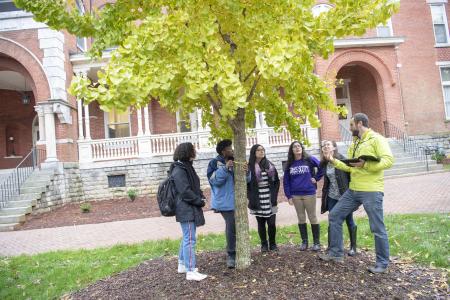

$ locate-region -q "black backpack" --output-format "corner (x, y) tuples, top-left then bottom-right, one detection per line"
(157, 167), (177, 217)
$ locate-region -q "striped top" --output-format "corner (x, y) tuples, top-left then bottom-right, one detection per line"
(250, 171), (275, 218)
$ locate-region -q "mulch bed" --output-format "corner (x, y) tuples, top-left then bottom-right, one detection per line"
(17, 188), (291, 231)
(67, 246), (448, 299)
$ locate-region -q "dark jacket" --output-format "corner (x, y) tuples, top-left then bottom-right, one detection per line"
(171, 161), (205, 226)
(320, 153), (350, 214)
(247, 161), (280, 210)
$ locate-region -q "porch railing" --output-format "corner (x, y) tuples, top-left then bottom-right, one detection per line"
(79, 126), (319, 163)
(338, 123), (353, 145)
(383, 121), (430, 169)
(0, 148), (46, 208)
(91, 137), (139, 161)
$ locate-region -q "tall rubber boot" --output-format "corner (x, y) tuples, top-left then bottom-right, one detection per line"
(311, 224), (321, 251)
(298, 223), (308, 251)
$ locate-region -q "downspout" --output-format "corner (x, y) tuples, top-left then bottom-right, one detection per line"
(395, 45), (407, 133)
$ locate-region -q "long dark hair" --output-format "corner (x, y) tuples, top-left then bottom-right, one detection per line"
(285, 141), (310, 172)
(173, 142), (196, 162)
(249, 144), (270, 174)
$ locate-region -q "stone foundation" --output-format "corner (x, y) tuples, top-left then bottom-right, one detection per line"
(33, 145), (322, 210)
(409, 134), (450, 155)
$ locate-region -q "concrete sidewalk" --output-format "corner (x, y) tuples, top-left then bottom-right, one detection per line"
(0, 172), (449, 256)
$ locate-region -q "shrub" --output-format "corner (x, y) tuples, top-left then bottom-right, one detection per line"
(127, 188), (138, 201)
(80, 203), (91, 213)
(431, 151), (446, 163)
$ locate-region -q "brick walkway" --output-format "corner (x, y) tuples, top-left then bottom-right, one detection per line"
(0, 172), (449, 256)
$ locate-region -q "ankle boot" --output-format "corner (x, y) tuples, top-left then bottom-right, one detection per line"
(348, 225), (357, 256)
(298, 223), (308, 251)
(261, 241), (269, 253)
(311, 224), (321, 251)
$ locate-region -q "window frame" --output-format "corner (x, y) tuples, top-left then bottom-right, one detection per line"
(0, 0), (20, 13)
(439, 65), (450, 120)
(75, 0), (87, 52)
(104, 108), (132, 139)
(430, 4), (450, 46)
(376, 18), (394, 37)
(311, 4), (332, 17)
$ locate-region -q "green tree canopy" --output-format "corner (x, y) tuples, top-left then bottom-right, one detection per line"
(15, 0), (398, 268)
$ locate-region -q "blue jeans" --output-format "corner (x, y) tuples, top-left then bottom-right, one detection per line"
(327, 196), (356, 229)
(178, 222), (197, 272)
(329, 190), (390, 267)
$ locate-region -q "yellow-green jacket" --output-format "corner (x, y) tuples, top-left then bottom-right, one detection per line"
(333, 129), (394, 192)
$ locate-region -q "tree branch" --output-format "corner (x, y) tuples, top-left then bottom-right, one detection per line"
(213, 84), (223, 103)
(246, 74), (261, 102)
(243, 65), (257, 82)
(207, 93), (222, 118)
(217, 21), (237, 55)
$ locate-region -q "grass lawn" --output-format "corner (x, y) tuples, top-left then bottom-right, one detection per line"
(0, 213), (448, 300)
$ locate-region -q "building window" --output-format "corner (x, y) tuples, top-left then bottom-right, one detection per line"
(439, 67), (450, 119)
(0, 0), (20, 12)
(312, 4), (332, 17)
(75, 0), (87, 51)
(176, 110), (194, 132)
(105, 108), (131, 138)
(376, 18), (393, 37)
(431, 5), (450, 45)
(107, 174), (126, 188)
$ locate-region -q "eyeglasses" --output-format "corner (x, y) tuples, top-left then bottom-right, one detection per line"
(256, 148), (265, 152)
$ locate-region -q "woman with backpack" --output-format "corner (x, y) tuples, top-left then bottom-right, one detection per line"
(283, 141), (324, 251)
(320, 140), (357, 256)
(247, 144), (280, 252)
(171, 142), (207, 281)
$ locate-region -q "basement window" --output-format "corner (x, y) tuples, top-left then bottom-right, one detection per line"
(107, 174), (126, 188)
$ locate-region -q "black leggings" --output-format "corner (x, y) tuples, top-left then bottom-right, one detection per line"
(256, 215), (276, 244)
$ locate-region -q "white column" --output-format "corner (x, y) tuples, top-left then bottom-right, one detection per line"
(84, 102), (91, 140)
(136, 107), (144, 136)
(77, 98), (84, 139)
(43, 104), (58, 162)
(197, 108), (204, 131)
(255, 110), (261, 129)
(35, 106), (46, 141)
(260, 112), (268, 128)
(143, 105), (150, 135)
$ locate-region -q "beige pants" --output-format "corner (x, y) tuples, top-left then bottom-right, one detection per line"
(292, 195), (318, 224)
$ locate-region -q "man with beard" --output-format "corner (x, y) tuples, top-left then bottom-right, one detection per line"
(319, 113), (394, 274)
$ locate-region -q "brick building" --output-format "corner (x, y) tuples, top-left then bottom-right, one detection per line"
(0, 0), (449, 209)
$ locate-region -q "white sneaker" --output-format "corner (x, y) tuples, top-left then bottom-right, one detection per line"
(177, 264), (198, 274)
(186, 271), (207, 281)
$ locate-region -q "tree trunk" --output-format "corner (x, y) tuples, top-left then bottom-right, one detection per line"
(232, 108), (251, 269)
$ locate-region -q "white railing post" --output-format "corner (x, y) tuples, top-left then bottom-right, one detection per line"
(77, 98), (85, 140)
(198, 131), (210, 152)
(84, 102), (91, 140)
(138, 136), (151, 158)
(144, 105), (151, 136)
(78, 140), (93, 163)
(256, 128), (270, 147)
(136, 106), (144, 136)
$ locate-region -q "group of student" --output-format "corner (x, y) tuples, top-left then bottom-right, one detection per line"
(171, 112), (393, 281)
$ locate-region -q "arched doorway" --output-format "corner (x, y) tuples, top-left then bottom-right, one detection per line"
(322, 49), (403, 141)
(335, 64), (386, 134)
(0, 61), (38, 169)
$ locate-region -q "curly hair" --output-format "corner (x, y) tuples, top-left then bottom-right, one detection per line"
(216, 139), (232, 155)
(173, 142), (196, 162)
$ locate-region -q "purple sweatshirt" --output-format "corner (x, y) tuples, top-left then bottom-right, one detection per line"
(283, 156), (323, 198)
